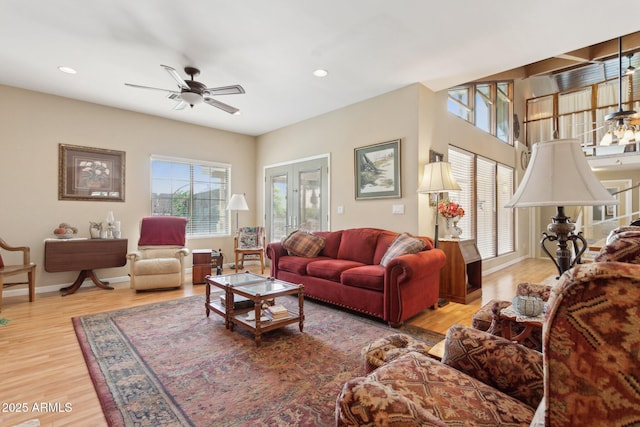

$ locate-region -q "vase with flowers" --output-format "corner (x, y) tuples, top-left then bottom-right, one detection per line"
(438, 199), (465, 238)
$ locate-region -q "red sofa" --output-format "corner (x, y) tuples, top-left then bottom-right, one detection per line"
(266, 228), (446, 326)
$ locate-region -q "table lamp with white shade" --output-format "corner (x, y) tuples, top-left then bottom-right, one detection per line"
(506, 139), (618, 276)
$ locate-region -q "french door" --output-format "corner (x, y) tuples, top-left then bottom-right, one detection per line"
(265, 157), (328, 243)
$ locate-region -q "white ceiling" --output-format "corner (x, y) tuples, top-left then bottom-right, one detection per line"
(2, 0), (639, 136)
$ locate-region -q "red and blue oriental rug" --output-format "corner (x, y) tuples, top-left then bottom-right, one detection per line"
(73, 295), (443, 426)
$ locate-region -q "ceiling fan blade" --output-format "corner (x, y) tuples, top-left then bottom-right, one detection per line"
(205, 85), (245, 96)
(173, 101), (188, 110)
(161, 64), (190, 90)
(204, 97), (239, 114)
(125, 83), (176, 93)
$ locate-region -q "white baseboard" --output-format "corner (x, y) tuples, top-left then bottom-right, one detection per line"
(2, 275), (132, 298)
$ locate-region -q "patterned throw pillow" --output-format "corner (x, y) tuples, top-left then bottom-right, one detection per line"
(380, 232), (426, 267)
(238, 226), (262, 249)
(282, 231), (326, 257)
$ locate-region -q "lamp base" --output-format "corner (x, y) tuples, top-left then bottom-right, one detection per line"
(541, 206), (588, 277)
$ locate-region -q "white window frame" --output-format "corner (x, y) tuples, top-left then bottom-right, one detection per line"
(150, 155), (231, 238)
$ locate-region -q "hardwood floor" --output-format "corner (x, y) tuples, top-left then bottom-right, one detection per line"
(0, 258), (556, 426)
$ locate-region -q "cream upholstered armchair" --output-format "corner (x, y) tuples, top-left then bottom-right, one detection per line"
(127, 216), (189, 290)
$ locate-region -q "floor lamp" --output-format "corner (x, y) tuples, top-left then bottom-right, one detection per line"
(418, 161), (461, 308)
(417, 161), (461, 248)
(227, 193), (249, 269)
(506, 139), (618, 277)
(227, 193), (249, 232)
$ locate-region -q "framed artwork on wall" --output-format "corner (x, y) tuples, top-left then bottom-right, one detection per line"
(58, 143), (126, 202)
(354, 139), (401, 200)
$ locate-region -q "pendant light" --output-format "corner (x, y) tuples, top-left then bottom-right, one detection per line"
(601, 37), (637, 146)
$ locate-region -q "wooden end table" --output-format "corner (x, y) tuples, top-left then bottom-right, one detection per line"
(205, 272), (304, 346)
(498, 304), (544, 344)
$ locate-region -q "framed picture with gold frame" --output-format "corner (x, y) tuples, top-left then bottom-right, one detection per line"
(58, 143), (125, 202)
(354, 139), (401, 199)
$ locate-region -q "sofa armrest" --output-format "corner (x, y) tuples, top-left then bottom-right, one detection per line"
(383, 248), (447, 323)
(336, 376), (448, 427)
(442, 324), (543, 409)
(127, 251), (142, 261)
(266, 242), (287, 277)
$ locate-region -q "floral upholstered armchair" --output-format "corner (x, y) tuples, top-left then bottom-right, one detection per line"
(336, 262), (640, 426)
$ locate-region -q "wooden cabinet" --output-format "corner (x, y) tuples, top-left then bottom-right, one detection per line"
(438, 238), (482, 304)
(192, 249), (223, 284)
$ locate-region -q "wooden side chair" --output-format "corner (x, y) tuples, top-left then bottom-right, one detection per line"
(0, 237), (36, 311)
(234, 226), (265, 274)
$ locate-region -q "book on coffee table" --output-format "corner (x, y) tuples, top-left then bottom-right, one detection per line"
(219, 295), (254, 310)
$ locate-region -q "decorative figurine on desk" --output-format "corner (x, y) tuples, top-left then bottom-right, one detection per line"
(89, 221), (102, 239)
(106, 211), (115, 239)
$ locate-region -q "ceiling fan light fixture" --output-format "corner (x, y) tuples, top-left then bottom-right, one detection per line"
(180, 91), (203, 106)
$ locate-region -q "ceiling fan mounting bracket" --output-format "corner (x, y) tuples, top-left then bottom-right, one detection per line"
(184, 66), (200, 79)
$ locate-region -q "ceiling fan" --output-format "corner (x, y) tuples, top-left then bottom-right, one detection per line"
(125, 65), (245, 114)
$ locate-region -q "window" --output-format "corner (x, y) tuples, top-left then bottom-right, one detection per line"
(448, 147), (514, 260)
(448, 81), (513, 145)
(151, 156), (231, 237)
(447, 87), (472, 121)
(525, 75), (640, 149)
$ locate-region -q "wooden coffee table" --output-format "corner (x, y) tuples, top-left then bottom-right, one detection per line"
(205, 272), (304, 346)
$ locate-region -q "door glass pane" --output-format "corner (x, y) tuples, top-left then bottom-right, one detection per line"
(299, 169), (321, 231)
(270, 174), (288, 242)
(476, 157), (496, 259)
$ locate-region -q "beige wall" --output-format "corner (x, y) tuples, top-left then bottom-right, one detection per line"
(0, 85), (256, 288)
(2, 80), (534, 292)
(257, 84), (423, 234)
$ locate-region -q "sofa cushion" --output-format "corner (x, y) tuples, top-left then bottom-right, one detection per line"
(314, 230), (342, 259)
(306, 259), (365, 282)
(278, 255), (330, 276)
(337, 351), (535, 426)
(443, 324), (544, 409)
(282, 230), (326, 257)
(133, 258), (181, 275)
(373, 231), (398, 265)
(337, 228), (381, 264)
(340, 265), (385, 291)
(380, 232), (426, 266)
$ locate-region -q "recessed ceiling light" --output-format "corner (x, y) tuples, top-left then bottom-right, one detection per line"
(58, 66), (77, 74)
(313, 69), (328, 78)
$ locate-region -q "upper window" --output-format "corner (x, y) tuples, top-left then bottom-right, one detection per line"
(448, 81), (513, 145)
(151, 156), (231, 237)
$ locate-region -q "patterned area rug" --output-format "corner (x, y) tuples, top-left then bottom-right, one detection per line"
(73, 295), (444, 427)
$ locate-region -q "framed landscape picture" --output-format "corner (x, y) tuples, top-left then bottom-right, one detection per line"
(58, 143), (125, 202)
(354, 139), (401, 199)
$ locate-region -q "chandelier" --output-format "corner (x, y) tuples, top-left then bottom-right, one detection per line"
(600, 37), (638, 146)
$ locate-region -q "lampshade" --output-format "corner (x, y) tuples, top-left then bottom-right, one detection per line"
(226, 193), (249, 211)
(506, 139), (618, 208)
(417, 162), (461, 193)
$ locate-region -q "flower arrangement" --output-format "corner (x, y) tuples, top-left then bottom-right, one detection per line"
(79, 160), (110, 187)
(437, 199), (465, 219)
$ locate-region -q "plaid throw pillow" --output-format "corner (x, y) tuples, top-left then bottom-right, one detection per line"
(282, 231), (326, 257)
(380, 232), (426, 266)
